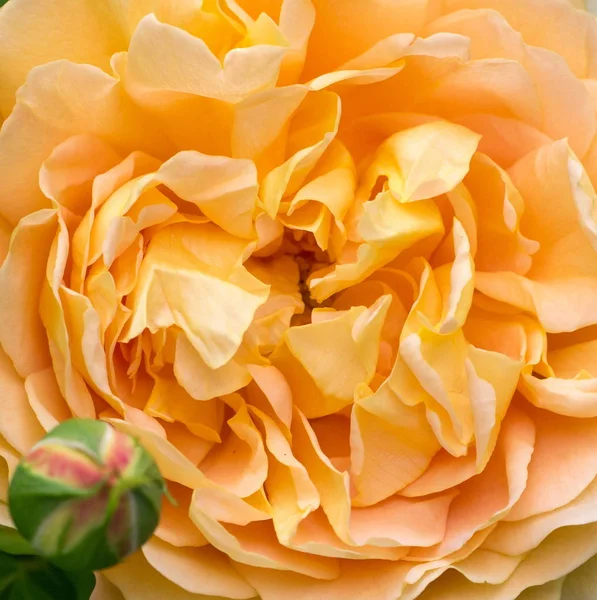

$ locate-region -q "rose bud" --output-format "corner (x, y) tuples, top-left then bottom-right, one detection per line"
(8, 419), (166, 571)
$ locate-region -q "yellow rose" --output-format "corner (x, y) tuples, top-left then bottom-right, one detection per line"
(1, 0), (597, 598)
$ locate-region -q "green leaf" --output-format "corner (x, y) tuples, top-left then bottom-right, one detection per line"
(0, 552), (96, 600)
(66, 571), (96, 600)
(0, 0), (9, 7)
(0, 527), (34, 556)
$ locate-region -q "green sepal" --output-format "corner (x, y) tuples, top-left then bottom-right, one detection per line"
(41, 420), (108, 463)
(0, 552), (96, 600)
(0, 527), (34, 556)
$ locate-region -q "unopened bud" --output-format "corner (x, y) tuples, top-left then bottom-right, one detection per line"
(9, 419), (165, 571)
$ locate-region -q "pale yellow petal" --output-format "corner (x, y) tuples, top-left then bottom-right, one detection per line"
(274, 297), (390, 417)
(360, 121), (480, 203)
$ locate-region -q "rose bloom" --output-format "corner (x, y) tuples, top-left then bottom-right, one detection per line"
(2, 0), (597, 598)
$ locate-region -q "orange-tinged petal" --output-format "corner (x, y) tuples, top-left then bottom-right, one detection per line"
(420, 523), (597, 599)
(237, 559), (412, 600)
(311, 199), (444, 301)
(173, 334), (256, 401)
(477, 140), (597, 331)
(155, 484), (208, 548)
(90, 574), (125, 600)
(506, 410), (597, 521)
(155, 151), (260, 239)
(145, 372), (224, 442)
(0, 0), (125, 116)
(401, 450), (477, 497)
(0, 346), (45, 455)
(199, 396), (268, 497)
(467, 346), (522, 470)
(105, 548), (231, 600)
(0, 60), (169, 225)
(442, 0), (597, 79)
(410, 407), (535, 560)
(39, 134), (121, 216)
(274, 296), (390, 417)
(350, 381), (440, 506)
(251, 407), (319, 544)
(261, 91), (341, 218)
(24, 369), (71, 432)
(126, 15), (286, 105)
(0, 209), (56, 377)
(245, 365), (294, 429)
(124, 223), (269, 369)
(142, 538), (256, 599)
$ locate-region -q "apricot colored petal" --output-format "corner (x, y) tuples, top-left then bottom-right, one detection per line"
(260, 91), (340, 217)
(246, 365), (293, 429)
(0, 346), (45, 454)
(156, 485), (208, 548)
(486, 476), (597, 556)
(311, 200), (444, 301)
(126, 15), (285, 105)
(421, 524), (597, 600)
(466, 153), (539, 275)
(400, 329), (474, 447)
(455, 114), (550, 168)
(477, 141), (597, 331)
(0, 0), (125, 116)
(358, 193), (444, 246)
(39, 134), (122, 216)
(189, 513), (339, 579)
(24, 369), (71, 432)
(251, 408), (320, 544)
(174, 334), (255, 401)
(200, 398), (268, 497)
(467, 346), (522, 470)
(145, 373), (224, 442)
(142, 538), (256, 599)
(427, 8), (596, 157)
(401, 451), (477, 497)
(521, 372), (597, 418)
(351, 383), (440, 506)
(0, 60), (169, 225)
(304, 0), (433, 77)
(350, 491), (455, 548)
(506, 411), (597, 521)
(155, 151), (259, 239)
(0, 209), (56, 377)
(105, 549), (226, 600)
(89, 176), (177, 266)
(70, 151), (161, 292)
(237, 560), (413, 600)
(362, 121), (480, 202)
(442, 0), (597, 79)
(58, 287), (123, 412)
(40, 218), (97, 419)
(232, 85), (308, 162)
(290, 410), (352, 543)
(436, 219), (475, 333)
(125, 225), (269, 369)
(90, 574), (125, 600)
(277, 297), (390, 417)
(410, 408), (535, 560)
